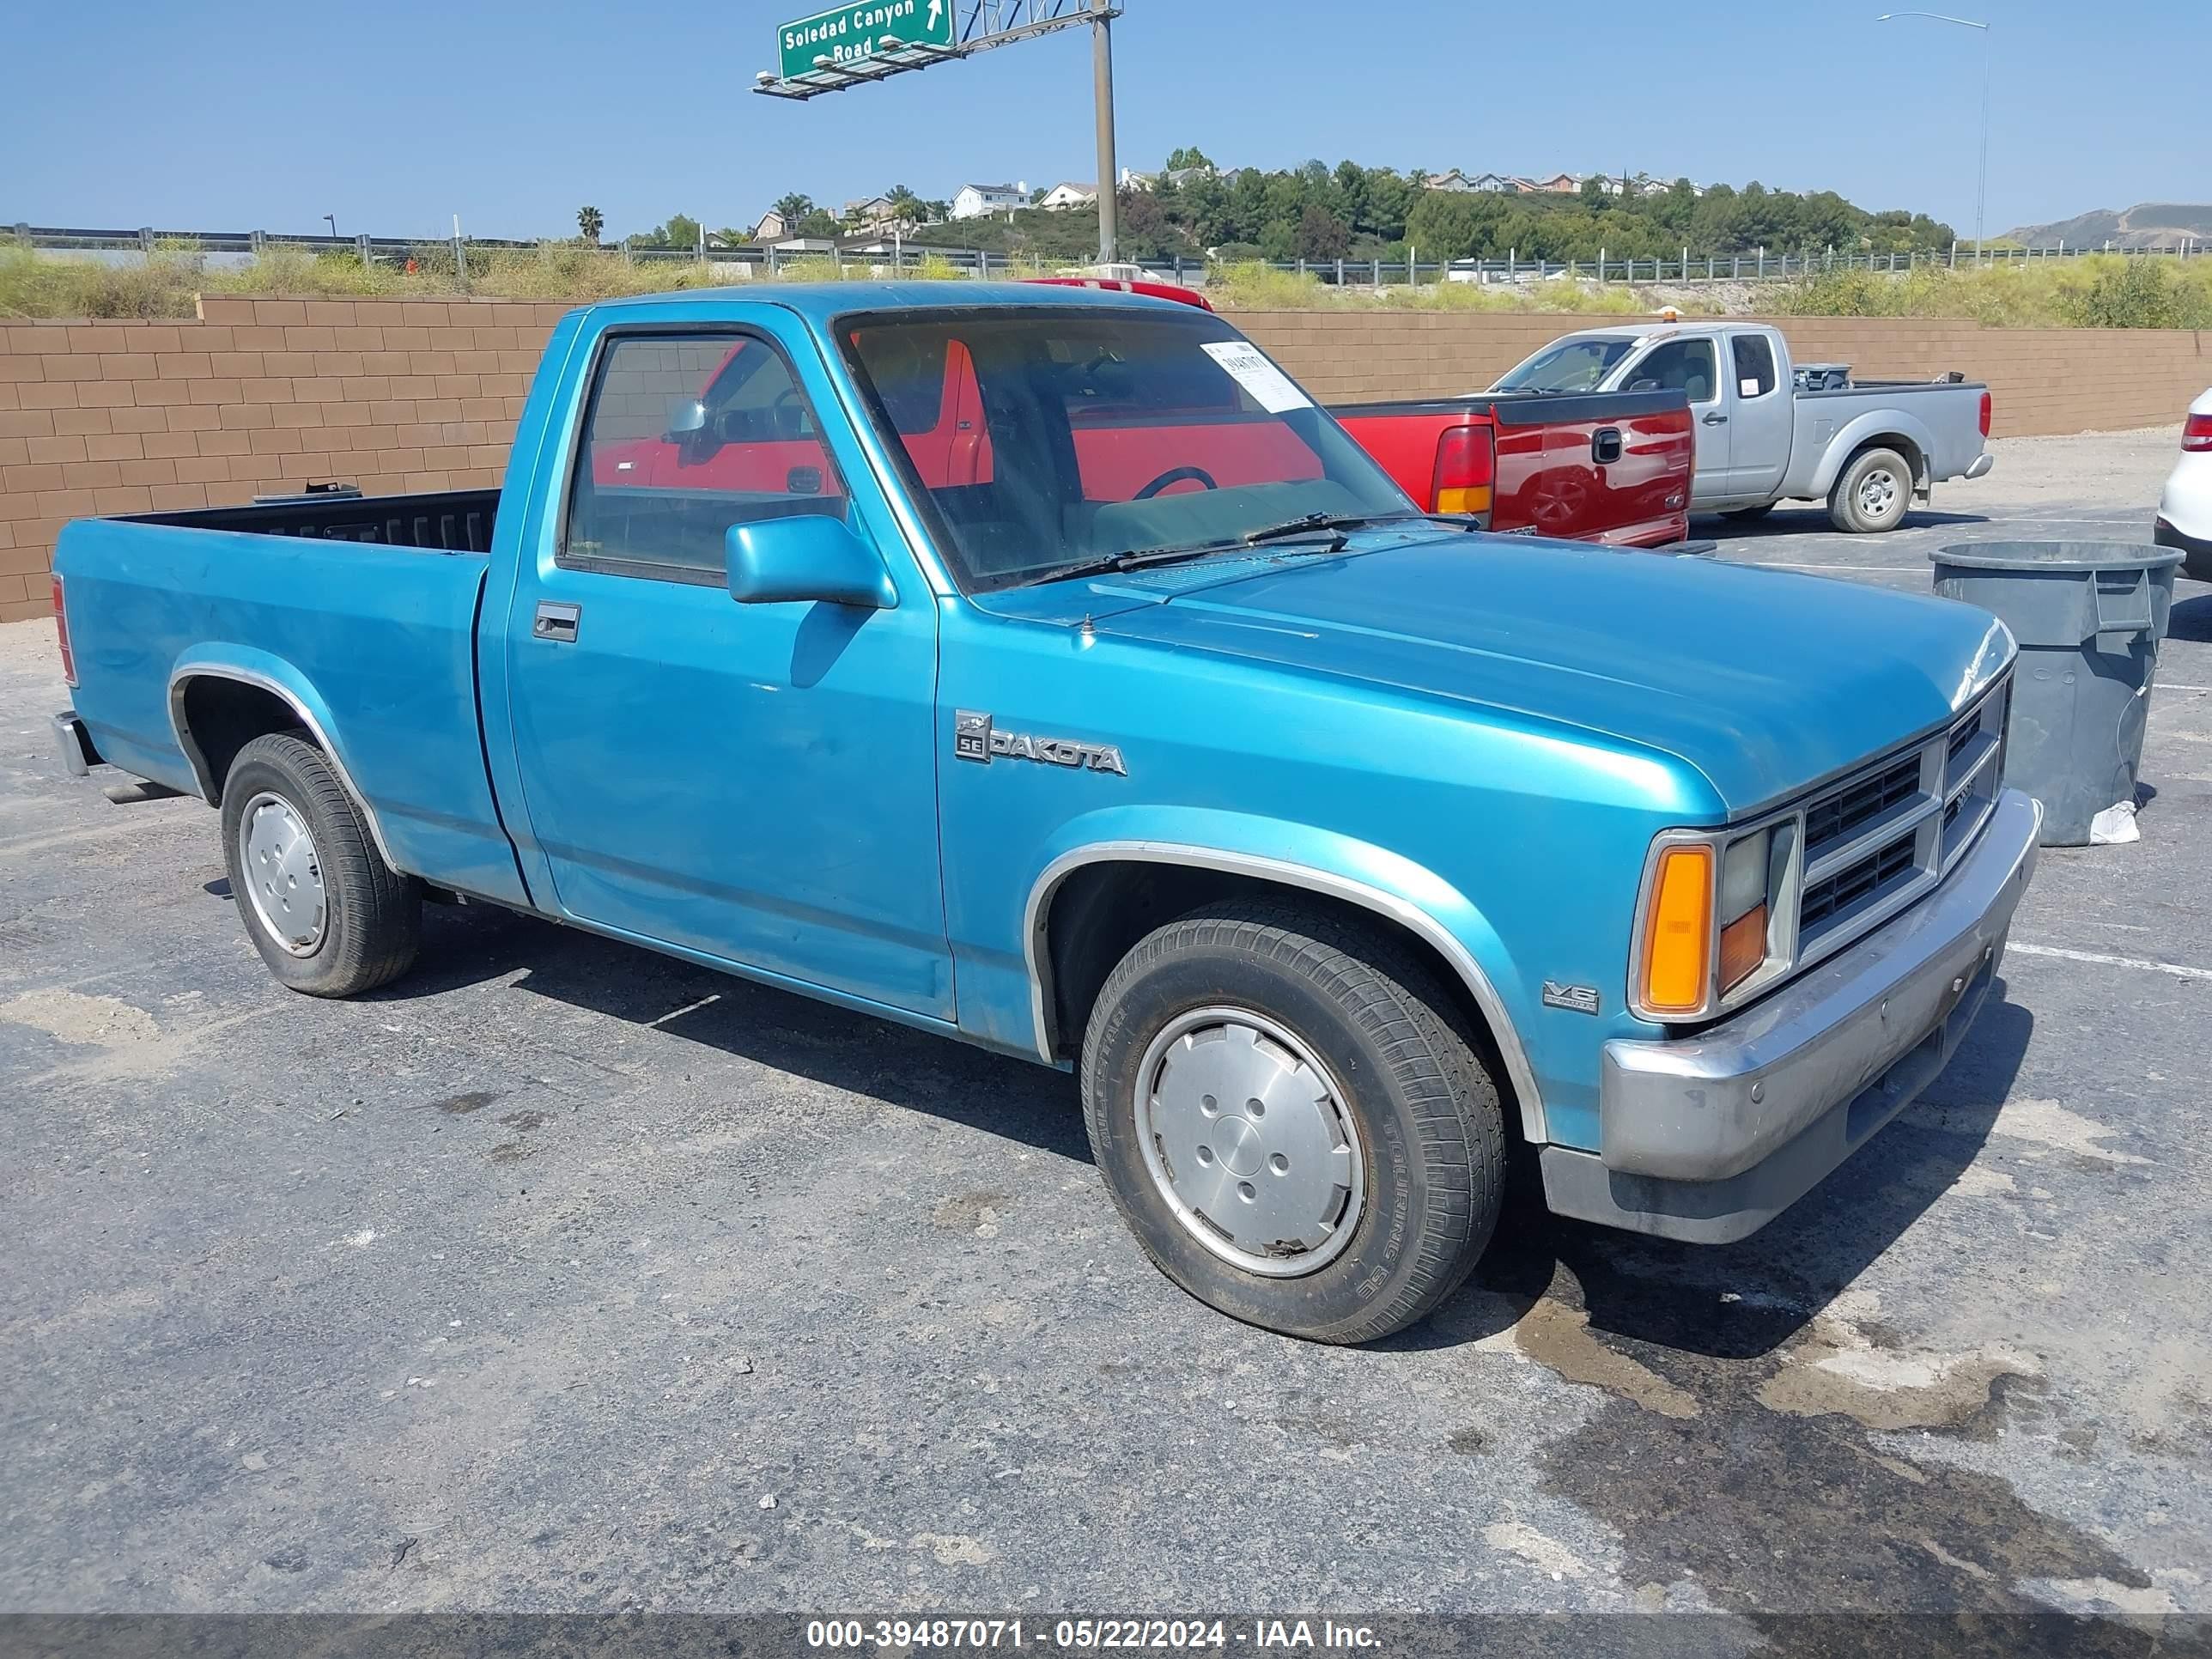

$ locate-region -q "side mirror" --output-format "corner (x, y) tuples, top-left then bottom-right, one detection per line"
(666, 399), (709, 440)
(667, 398), (714, 461)
(726, 514), (896, 610)
(1627, 377), (1661, 393)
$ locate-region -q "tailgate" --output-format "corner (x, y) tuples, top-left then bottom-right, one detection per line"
(1488, 390), (1692, 545)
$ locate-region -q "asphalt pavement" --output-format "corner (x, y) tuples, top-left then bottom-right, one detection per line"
(2, 425), (2208, 1637)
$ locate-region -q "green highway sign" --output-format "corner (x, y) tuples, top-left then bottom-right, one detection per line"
(777, 0), (955, 81)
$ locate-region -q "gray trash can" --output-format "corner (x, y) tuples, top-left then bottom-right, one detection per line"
(1930, 541), (2184, 846)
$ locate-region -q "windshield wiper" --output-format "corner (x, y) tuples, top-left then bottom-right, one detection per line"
(1242, 509), (1491, 543)
(1007, 511), (1444, 592)
(1009, 537), (1249, 591)
(1237, 512), (1404, 546)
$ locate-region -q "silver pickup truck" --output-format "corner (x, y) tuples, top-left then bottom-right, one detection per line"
(1492, 322), (1995, 532)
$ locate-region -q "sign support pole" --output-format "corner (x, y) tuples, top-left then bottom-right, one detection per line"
(1091, 0), (1117, 264)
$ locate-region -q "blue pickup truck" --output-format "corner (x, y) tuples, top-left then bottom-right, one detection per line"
(50, 283), (2039, 1343)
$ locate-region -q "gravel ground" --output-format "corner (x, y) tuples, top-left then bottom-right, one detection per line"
(2, 426), (2208, 1638)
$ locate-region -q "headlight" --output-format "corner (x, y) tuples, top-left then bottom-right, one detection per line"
(1717, 830), (1771, 996)
(1632, 823), (1796, 1022)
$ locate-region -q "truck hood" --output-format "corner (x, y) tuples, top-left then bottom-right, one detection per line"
(984, 534), (2013, 817)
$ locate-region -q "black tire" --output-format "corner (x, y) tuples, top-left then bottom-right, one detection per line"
(1723, 502), (1777, 522)
(220, 732), (420, 997)
(1079, 900), (1505, 1345)
(1827, 445), (1914, 533)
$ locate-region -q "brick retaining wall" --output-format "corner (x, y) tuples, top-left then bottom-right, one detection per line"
(2, 294), (2203, 622)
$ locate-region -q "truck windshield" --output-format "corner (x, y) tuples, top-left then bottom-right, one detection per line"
(1492, 337), (1636, 393)
(840, 307), (1418, 593)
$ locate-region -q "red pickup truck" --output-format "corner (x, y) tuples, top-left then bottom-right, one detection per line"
(1333, 391), (1692, 545)
(1030, 278), (1692, 546)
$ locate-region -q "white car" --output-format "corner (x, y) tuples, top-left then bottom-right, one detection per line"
(2155, 386), (2212, 580)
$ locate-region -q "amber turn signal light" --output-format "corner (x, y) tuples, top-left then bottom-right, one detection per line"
(1718, 902), (1769, 995)
(1641, 844), (1713, 1015)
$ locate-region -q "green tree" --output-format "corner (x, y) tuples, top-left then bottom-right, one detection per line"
(1404, 191), (1496, 262)
(773, 192), (815, 224)
(1164, 145), (1216, 172)
(1293, 202), (1350, 262)
(884, 184), (927, 225)
(576, 204), (605, 246)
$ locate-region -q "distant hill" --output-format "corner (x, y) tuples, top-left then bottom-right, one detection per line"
(2003, 203), (2212, 251)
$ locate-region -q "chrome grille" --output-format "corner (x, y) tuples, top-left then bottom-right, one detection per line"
(1804, 753), (1922, 863)
(1792, 678), (2009, 970)
(1802, 833), (1917, 930)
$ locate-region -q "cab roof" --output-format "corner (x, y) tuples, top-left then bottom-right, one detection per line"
(581, 280), (1194, 325)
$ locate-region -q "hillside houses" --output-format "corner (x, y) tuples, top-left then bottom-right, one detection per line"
(950, 181), (1030, 220)
(1422, 169), (1705, 197)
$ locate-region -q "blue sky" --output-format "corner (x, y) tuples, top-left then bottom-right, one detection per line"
(7, 0), (2203, 241)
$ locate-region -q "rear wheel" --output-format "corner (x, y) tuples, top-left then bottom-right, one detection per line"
(1079, 900), (1504, 1344)
(220, 732), (421, 997)
(1828, 446), (1913, 533)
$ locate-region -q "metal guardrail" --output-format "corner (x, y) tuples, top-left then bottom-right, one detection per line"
(6, 222), (2202, 289)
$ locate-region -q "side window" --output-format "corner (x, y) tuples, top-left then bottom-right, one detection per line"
(1632, 339), (1719, 405)
(1732, 333), (1778, 398)
(562, 332), (848, 583)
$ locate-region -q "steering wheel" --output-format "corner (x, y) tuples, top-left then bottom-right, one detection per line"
(1133, 465), (1219, 500)
(769, 386), (810, 436)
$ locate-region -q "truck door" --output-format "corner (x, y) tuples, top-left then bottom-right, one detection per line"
(1626, 336), (1728, 502)
(502, 322), (952, 1020)
(1722, 330), (1792, 500)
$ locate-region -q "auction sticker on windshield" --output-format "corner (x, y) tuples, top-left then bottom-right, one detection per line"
(1199, 341), (1312, 414)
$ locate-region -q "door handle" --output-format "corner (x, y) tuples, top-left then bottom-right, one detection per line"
(1702, 412), (1729, 425)
(532, 601), (581, 643)
(1590, 427), (1624, 465)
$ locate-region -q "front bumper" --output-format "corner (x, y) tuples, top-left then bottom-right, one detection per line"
(1541, 787), (2041, 1243)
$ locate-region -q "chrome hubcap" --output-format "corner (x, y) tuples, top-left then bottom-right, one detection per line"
(238, 792), (325, 956)
(1134, 1008), (1364, 1277)
(1858, 468), (1899, 518)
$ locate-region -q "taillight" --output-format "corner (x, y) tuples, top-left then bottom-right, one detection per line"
(52, 574), (78, 688)
(1978, 392), (1992, 440)
(1432, 424), (1495, 519)
(2184, 413), (2212, 454)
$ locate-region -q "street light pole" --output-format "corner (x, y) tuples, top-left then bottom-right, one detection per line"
(1875, 11), (1990, 259)
(1091, 0), (1117, 264)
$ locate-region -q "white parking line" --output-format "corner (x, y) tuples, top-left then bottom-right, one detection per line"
(2008, 942), (2212, 982)
(1749, 563), (1921, 574)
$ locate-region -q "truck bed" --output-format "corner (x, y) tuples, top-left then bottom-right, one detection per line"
(131, 486), (501, 553)
(53, 494), (522, 903)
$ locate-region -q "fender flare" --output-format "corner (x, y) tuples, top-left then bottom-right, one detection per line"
(1023, 832), (1550, 1146)
(165, 648), (404, 875)
(1808, 407), (1942, 498)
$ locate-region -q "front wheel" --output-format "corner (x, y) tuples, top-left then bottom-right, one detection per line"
(220, 732), (421, 997)
(1079, 901), (1504, 1344)
(1828, 446), (1914, 532)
